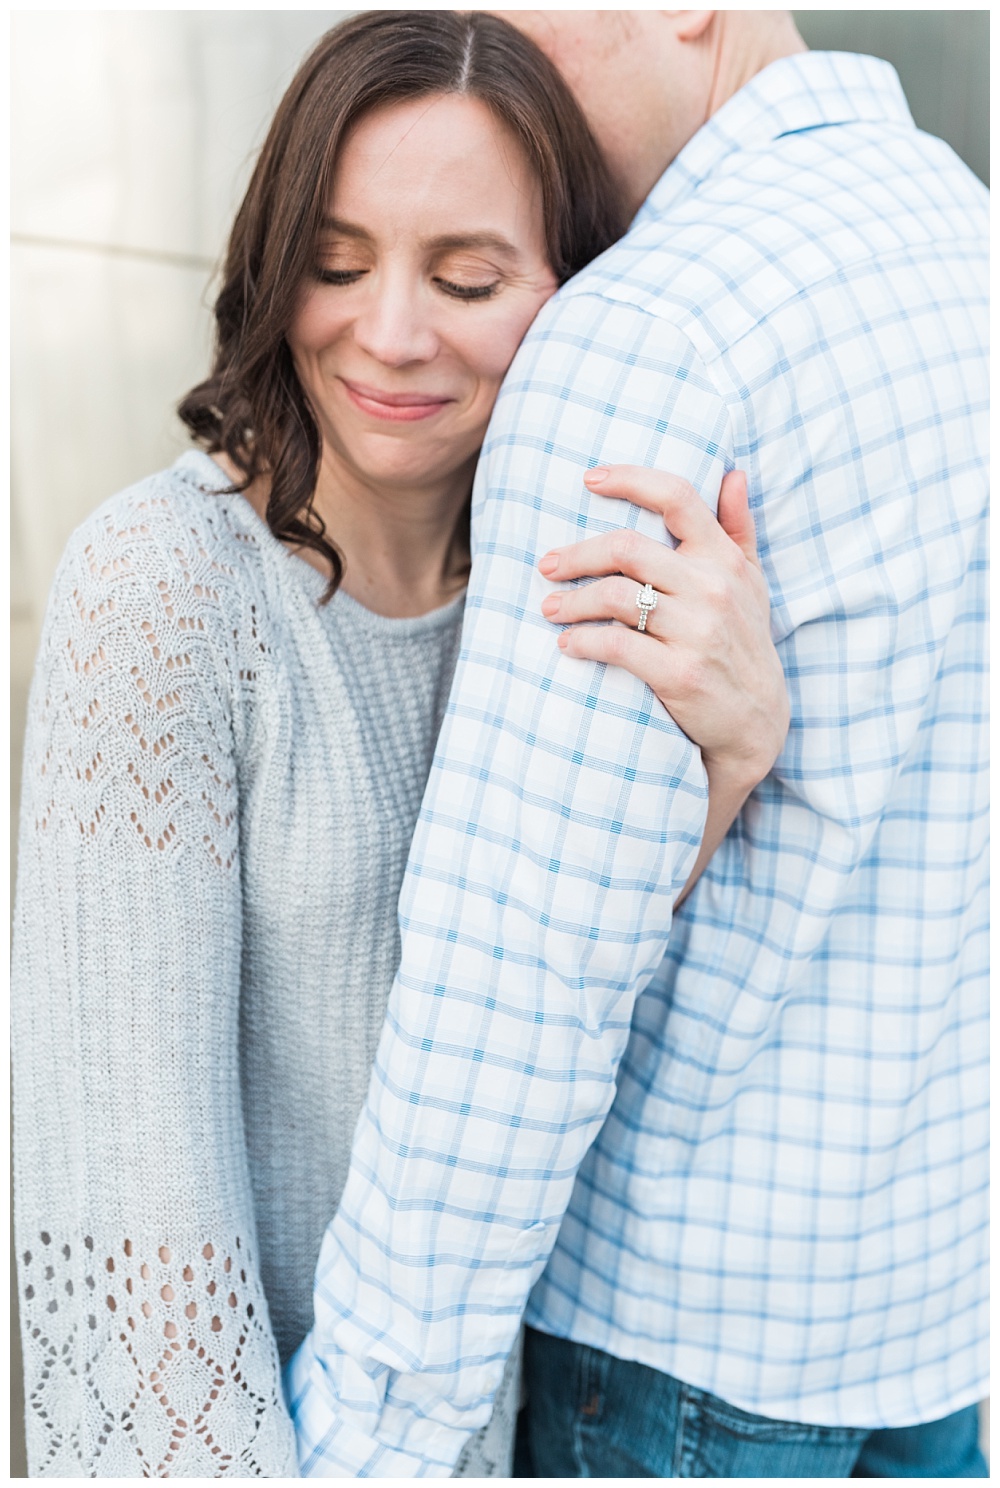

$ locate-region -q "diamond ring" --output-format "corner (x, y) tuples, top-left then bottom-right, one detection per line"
(635, 582), (658, 632)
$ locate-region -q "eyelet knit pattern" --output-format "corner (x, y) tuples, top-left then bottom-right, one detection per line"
(13, 452), (516, 1477)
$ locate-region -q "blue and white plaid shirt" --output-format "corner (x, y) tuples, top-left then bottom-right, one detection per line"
(287, 52), (988, 1474)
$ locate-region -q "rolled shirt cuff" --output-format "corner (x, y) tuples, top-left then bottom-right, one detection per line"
(285, 1334), (457, 1479)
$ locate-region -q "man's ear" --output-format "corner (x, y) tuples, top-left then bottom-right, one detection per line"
(662, 11), (715, 42)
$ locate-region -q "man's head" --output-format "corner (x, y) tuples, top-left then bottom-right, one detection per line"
(493, 11), (806, 217)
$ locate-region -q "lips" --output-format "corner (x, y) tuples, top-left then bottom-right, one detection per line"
(340, 378), (455, 423)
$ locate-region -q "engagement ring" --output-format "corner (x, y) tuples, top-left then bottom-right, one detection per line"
(635, 582), (658, 632)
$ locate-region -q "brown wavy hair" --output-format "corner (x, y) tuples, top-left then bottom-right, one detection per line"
(178, 9), (626, 599)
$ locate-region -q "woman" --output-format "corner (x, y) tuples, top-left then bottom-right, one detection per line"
(12, 11), (787, 1478)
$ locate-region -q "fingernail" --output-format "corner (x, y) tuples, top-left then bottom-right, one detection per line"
(541, 595), (561, 617)
(557, 632), (569, 648)
(584, 466), (609, 486)
(538, 552), (559, 575)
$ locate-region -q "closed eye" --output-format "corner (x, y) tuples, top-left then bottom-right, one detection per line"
(434, 278), (500, 302)
(315, 268), (367, 285)
(313, 268), (499, 300)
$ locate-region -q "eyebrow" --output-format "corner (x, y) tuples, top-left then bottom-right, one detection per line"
(319, 218), (521, 259)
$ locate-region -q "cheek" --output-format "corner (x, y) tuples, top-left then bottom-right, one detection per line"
(458, 299), (552, 396)
(287, 291), (349, 359)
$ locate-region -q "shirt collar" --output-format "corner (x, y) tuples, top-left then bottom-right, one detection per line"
(633, 51), (914, 226)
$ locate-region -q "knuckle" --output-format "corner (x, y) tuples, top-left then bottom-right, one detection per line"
(652, 471), (683, 504)
(610, 576), (637, 611)
(702, 617), (727, 654)
(675, 653), (705, 698)
(666, 474), (695, 505)
(604, 626), (630, 664)
(611, 529), (640, 569)
(662, 475), (699, 518)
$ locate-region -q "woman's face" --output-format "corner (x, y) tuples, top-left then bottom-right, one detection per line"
(287, 93), (559, 494)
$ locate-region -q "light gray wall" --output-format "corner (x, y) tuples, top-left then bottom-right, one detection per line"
(793, 10), (989, 184)
(10, 17), (350, 1474)
(9, 11), (989, 1475)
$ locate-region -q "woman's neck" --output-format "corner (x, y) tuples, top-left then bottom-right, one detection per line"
(214, 446), (474, 618)
(313, 445), (473, 616)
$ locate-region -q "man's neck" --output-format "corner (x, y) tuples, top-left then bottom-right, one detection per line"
(625, 12), (807, 217)
(703, 11), (807, 122)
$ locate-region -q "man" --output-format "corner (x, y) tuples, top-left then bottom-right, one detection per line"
(288, 12), (988, 1477)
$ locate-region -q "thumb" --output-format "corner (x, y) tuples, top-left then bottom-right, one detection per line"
(717, 470), (759, 569)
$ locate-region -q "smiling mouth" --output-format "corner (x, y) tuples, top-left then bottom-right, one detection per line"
(340, 379), (455, 422)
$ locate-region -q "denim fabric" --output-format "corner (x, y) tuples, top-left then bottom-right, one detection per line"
(853, 1407), (987, 1478)
(517, 1329), (987, 1478)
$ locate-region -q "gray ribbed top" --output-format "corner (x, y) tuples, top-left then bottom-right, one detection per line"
(13, 451), (516, 1476)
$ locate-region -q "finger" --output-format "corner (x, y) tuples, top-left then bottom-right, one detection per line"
(539, 527), (683, 588)
(557, 625), (719, 734)
(557, 624), (694, 713)
(542, 575), (682, 633)
(716, 470), (761, 570)
(582, 463), (719, 548)
(557, 620), (668, 685)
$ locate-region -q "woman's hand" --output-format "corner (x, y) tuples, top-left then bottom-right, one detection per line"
(538, 464), (790, 903)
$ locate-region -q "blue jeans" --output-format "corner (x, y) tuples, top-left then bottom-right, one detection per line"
(515, 1326), (987, 1477)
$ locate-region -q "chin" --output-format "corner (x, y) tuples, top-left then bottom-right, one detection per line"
(346, 434), (480, 492)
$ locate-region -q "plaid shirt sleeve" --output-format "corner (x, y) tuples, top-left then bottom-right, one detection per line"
(284, 294), (733, 1475)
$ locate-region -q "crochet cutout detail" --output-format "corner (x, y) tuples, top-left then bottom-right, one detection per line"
(27, 504), (242, 874)
(21, 1232), (295, 1477)
(13, 474), (506, 1476)
(15, 490), (294, 1474)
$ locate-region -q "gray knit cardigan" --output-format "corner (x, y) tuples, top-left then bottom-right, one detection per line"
(12, 451), (519, 1477)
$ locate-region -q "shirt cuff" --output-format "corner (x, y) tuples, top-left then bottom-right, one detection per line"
(285, 1335), (456, 1479)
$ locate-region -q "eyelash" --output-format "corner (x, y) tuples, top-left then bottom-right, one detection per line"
(314, 269), (361, 286)
(437, 278), (500, 302)
(314, 268), (500, 302)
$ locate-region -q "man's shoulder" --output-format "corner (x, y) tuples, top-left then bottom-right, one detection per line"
(542, 119), (987, 366)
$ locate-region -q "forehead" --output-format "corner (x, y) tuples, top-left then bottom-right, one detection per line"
(330, 93), (542, 242)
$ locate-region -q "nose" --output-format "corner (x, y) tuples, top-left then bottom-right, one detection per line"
(352, 271), (440, 368)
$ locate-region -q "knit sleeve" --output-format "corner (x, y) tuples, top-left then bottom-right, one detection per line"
(12, 495), (298, 1477)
